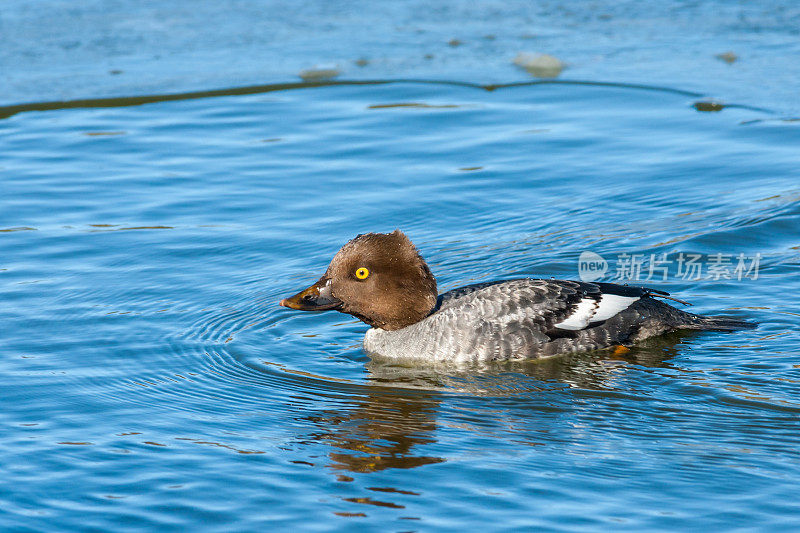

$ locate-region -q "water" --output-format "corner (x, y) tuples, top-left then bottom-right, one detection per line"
(3, 6), (800, 532)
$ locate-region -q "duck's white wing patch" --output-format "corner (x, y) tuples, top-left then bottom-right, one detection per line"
(553, 297), (598, 330)
(554, 293), (640, 331)
(592, 294), (640, 322)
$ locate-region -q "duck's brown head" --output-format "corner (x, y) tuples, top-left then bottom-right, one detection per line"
(280, 230), (438, 330)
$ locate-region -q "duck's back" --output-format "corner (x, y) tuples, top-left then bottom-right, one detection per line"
(363, 278), (753, 362)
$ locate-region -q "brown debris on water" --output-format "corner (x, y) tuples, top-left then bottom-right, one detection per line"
(716, 51), (738, 64)
(298, 66), (341, 81)
(693, 100), (726, 112)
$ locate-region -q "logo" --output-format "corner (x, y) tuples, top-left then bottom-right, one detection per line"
(578, 251), (608, 281)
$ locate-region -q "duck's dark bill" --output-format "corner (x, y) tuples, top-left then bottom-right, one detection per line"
(279, 278), (342, 311)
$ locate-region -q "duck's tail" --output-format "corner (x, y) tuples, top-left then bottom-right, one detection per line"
(643, 291), (757, 332)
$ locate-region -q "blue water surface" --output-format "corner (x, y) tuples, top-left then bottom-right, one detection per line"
(2, 5), (800, 531)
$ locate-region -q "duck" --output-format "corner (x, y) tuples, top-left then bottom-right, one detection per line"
(279, 230), (756, 362)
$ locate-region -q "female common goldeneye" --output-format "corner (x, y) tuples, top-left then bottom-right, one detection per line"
(280, 231), (755, 361)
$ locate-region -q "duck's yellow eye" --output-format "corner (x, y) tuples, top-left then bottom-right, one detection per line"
(355, 267), (370, 280)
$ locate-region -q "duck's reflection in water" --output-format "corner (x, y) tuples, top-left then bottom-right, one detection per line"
(305, 384), (445, 473)
(304, 332), (691, 476)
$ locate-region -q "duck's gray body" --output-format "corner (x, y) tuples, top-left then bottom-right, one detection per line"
(363, 278), (751, 362)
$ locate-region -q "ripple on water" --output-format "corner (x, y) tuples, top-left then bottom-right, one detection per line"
(1, 79), (799, 530)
